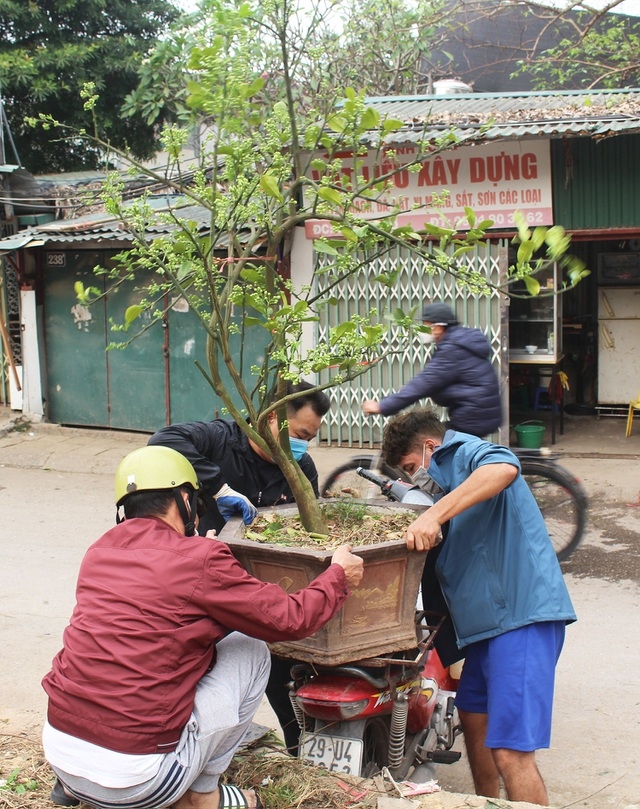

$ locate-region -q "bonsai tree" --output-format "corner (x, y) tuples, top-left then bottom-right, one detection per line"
(56, 0), (587, 535)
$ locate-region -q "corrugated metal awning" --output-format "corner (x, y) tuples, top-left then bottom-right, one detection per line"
(360, 88), (640, 144)
(0, 233), (38, 254)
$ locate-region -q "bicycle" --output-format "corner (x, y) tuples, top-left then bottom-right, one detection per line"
(321, 446), (588, 562)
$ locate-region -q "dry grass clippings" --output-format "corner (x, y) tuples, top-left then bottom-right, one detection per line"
(0, 733), (54, 809)
(227, 743), (381, 809)
(0, 735), (382, 809)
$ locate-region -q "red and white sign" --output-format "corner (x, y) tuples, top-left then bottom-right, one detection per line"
(305, 139), (552, 238)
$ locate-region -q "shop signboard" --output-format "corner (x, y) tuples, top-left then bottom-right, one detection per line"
(305, 139), (552, 238)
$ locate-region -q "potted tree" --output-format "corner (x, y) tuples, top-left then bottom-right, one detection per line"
(55, 0), (586, 661)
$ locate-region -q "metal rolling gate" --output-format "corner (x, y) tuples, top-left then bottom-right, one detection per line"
(316, 241), (508, 447)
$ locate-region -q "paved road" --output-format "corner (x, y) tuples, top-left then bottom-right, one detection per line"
(1, 421), (639, 807)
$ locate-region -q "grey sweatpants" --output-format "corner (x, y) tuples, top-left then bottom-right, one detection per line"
(51, 633), (271, 808)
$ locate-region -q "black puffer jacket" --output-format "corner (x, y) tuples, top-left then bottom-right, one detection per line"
(378, 325), (502, 436)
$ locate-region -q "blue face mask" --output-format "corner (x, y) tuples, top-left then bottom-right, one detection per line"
(289, 436), (308, 461)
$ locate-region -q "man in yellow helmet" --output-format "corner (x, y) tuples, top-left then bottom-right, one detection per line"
(41, 446), (363, 809)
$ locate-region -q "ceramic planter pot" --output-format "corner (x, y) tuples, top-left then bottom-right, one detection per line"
(220, 503), (427, 665)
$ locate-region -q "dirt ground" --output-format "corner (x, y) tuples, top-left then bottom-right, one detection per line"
(1, 419), (639, 808)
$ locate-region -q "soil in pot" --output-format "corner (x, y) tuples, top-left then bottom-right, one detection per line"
(243, 500), (418, 550)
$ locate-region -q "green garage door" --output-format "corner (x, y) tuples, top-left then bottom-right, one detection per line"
(44, 250), (112, 427)
(167, 299), (268, 425)
(43, 249), (268, 431)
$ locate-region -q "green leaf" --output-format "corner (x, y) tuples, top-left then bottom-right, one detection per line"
(361, 107), (380, 129)
(464, 206), (476, 228)
(422, 223), (455, 238)
(317, 186), (343, 206)
(531, 226), (547, 252)
(517, 240), (535, 264)
(332, 321), (356, 339)
(259, 173), (284, 202)
(124, 305), (144, 329)
(238, 76), (266, 99)
(313, 240), (339, 256)
(362, 325), (383, 344)
(523, 276), (541, 296)
(240, 269), (264, 283)
(339, 226), (358, 242)
(382, 118), (405, 133)
(452, 244), (476, 258)
(513, 211), (531, 242)
(327, 115), (348, 133)
(243, 316), (265, 328)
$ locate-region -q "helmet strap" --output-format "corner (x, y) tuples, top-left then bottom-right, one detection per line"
(174, 488), (197, 537)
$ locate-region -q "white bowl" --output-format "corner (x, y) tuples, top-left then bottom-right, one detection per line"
(525, 345), (538, 354)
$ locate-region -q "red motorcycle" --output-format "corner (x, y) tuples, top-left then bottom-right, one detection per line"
(287, 467), (463, 781)
(289, 611), (462, 780)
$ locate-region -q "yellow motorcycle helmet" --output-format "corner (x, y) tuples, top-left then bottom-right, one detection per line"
(114, 446), (201, 536)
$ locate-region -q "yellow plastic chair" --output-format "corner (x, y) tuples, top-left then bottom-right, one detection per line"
(626, 389), (640, 438)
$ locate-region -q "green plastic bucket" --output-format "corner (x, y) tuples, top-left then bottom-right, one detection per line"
(515, 420), (545, 449)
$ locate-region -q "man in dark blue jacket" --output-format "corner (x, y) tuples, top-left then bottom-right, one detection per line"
(363, 302), (502, 437)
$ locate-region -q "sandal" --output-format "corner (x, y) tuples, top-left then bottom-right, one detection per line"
(219, 783), (262, 809)
(50, 778), (80, 807)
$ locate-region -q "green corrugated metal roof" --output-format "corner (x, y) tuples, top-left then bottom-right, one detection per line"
(362, 88), (640, 143)
(0, 200), (229, 249)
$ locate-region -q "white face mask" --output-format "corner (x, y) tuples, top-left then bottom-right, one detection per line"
(418, 331), (436, 345)
(410, 441), (440, 489)
(410, 442), (429, 485)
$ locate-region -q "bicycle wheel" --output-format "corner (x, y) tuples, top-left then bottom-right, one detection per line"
(520, 460), (588, 562)
(321, 455), (407, 500)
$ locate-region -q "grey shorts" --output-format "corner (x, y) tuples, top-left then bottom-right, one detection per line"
(51, 633), (271, 808)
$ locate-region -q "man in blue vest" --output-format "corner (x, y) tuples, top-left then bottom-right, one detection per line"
(381, 409), (576, 806)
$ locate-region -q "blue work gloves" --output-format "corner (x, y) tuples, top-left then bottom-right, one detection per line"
(214, 484), (258, 525)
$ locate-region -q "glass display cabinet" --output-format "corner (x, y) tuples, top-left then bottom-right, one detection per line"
(508, 263), (565, 443)
(508, 263), (562, 363)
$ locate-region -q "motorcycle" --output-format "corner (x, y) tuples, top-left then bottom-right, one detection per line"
(288, 468), (463, 781)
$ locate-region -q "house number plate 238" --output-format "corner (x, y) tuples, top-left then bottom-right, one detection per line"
(46, 253), (66, 267)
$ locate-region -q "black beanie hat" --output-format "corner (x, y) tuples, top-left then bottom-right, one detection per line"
(421, 302), (458, 325)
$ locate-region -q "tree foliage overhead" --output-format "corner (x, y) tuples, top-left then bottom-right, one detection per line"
(123, 0), (465, 125)
(0, 0), (182, 172)
(305, 0), (452, 97)
(56, 0), (586, 533)
(123, 0), (640, 136)
(437, 0), (640, 91)
(513, 0), (640, 89)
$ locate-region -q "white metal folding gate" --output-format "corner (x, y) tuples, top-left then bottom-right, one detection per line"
(315, 240), (508, 447)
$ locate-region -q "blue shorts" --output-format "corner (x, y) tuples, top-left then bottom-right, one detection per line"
(455, 622), (565, 751)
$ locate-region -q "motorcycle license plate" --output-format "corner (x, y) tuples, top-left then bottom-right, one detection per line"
(300, 733), (364, 775)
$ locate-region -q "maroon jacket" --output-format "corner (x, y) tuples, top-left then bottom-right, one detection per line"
(42, 517), (349, 754)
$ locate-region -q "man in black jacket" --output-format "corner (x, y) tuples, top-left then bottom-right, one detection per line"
(148, 380), (331, 756)
(363, 302), (502, 437)
(148, 381), (331, 535)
